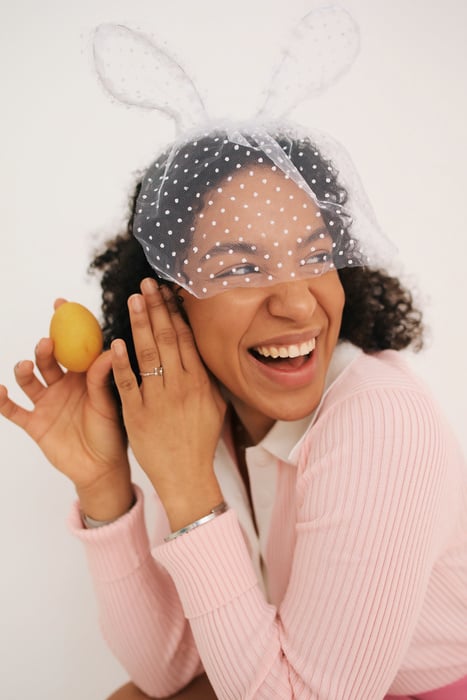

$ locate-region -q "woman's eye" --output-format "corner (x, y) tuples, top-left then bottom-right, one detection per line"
(214, 263), (260, 279)
(300, 251), (333, 268)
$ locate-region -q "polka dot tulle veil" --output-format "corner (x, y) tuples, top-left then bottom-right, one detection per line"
(133, 126), (394, 297)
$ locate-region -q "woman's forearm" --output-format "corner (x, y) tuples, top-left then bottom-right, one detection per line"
(71, 488), (203, 696)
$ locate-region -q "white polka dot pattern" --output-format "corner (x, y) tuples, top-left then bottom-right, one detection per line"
(133, 125), (393, 298)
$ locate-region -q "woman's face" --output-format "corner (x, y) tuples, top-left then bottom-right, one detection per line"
(180, 168), (345, 441)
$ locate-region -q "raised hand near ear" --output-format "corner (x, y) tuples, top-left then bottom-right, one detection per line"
(110, 279), (226, 531)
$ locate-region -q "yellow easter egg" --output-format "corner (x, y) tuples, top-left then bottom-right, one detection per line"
(49, 302), (103, 372)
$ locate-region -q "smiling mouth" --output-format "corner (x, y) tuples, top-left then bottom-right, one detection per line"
(249, 338), (316, 368)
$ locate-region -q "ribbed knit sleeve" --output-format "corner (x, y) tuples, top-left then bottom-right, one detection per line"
(155, 386), (449, 699)
(69, 485), (202, 696)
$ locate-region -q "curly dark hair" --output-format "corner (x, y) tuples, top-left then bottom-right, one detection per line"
(90, 131), (423, 401)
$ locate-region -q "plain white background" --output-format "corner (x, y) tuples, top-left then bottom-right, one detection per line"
(1, 0), (466, 697)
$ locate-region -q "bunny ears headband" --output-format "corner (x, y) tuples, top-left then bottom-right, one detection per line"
(93, 6), (396, 298)
(94, 5), (360, 130)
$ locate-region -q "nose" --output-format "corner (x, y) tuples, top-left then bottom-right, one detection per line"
(266, 280), (318, 322)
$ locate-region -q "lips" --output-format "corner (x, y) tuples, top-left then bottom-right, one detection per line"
(247, 333), (319, 388)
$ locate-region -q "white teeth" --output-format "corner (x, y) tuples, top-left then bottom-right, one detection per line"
(255, 337), (316, 358)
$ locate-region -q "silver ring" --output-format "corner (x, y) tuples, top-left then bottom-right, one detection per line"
(140, 366), (164, 377)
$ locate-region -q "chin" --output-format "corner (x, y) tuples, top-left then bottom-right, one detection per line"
(257, 394), (322, 423)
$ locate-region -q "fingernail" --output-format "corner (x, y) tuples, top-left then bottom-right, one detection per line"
(141, 277), (158, 293)
(14, 361), (23, 371)
(129, 294), (144, 312)
(111, 339), (126, 357)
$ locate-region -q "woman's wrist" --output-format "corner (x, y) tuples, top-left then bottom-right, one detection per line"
(76, 466), (134, 523)
(164, 500), (227, 541)
(163, 478), (224, 533)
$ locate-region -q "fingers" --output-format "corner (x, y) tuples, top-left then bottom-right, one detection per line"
(139, 278), (200, 374)
(53, 297), (67, 311)
(129, 279), (180, 378)
(121, 278), (203, 404)
(11, 340), (64, 405)
(35, 337), (64, 386)
(6, 301), (66, 395)
(160, 287), (201, 374)
(127, 291), (166, 385)
(110, 339), (143, 412)
(86, 350), (119, 414)
(0, 383), (32, 430)
(13, 359), (47, 404)
(140, 279), (179, 372)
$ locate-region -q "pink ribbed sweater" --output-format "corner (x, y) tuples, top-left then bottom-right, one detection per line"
(70, 349), (467, 699)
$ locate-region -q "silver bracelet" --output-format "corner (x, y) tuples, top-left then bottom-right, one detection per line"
(164, 501), (228, 542)
(82, 512), (120, 528)
(81, 496), (137, 529)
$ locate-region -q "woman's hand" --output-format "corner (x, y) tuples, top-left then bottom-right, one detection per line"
(0, 300), (133, 520)
(111, 278), (226, 530)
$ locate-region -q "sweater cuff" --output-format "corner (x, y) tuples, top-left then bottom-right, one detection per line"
(68, 484), (151, 581)
(154, 508), (259, 619)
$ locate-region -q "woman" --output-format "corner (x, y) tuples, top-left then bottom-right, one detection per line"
(1, 129), (466, 699)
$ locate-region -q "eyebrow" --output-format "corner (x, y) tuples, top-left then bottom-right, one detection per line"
(200, 226), (331, 261)
(201, 241), (266, 261)
(297, 226), (332, 248)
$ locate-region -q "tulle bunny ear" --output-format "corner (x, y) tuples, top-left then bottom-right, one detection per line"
(93, 23), (207, 132)
(258, 5), (360, 120)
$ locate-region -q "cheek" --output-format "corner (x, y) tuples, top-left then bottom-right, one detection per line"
(317, 274), (345, 324)
(336, 285), (345, 319)
(182, 302), (231, 366)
